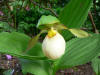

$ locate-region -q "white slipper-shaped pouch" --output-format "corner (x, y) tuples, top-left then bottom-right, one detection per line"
(42, 28), (66, 59)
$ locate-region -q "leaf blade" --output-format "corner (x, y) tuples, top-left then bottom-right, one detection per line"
(54, 34), (100, 73)
(92, 55), (100, 75)
(0, 32), (46, 60)
(59, 0), (93, 40)
(19, 59), (52, 75)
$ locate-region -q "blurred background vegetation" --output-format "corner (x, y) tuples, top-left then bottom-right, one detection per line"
(0, 0), (68, 36)
(0, 0), (99, 37)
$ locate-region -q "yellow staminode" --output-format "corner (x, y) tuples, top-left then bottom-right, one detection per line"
(47, 28), (57, 38)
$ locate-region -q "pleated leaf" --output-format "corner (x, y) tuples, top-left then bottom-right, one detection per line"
(0, 32), (52, 75)
(92, 55), (100, 75)
(0, 32), (46, 60)
(53, 34), (100, 73)
(19, 59), (52, 75)
(59, 0), (93, 40)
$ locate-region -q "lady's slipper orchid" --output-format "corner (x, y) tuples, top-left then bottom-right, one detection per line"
(42, 28), (66, 59)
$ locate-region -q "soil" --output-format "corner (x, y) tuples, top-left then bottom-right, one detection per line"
(0, 54), (95, 75)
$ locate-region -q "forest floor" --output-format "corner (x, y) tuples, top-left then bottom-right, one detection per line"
(0, 54), (95, 75)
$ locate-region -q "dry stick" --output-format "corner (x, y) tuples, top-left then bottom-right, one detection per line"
(30, 0), (58, 17)
(88, 12), (99, 34)
(44, 8), (58, 17)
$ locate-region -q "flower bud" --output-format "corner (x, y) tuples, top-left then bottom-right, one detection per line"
(42, 29), (66, 59)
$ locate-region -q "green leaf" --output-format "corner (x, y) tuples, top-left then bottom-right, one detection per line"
(0, 32), (46, 60)
(92, 55), (100, 75)
(59, 0), (93, 40)
(0, 32), (51, 75)
(37, 15), (60, 29)
(53, 34), (100, 73)
(19, 59), (52, 75)
(69, 29), (89, 38)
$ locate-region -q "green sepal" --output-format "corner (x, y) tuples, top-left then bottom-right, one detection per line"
(37, 15), (60, 29)
(69, 28), (90, 38)
(26, 30), (47, 52)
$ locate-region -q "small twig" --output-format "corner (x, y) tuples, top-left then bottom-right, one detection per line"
(44, 8), (58, 17)
(88, 11), (99, 34)
(30, 0), (58, 17)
